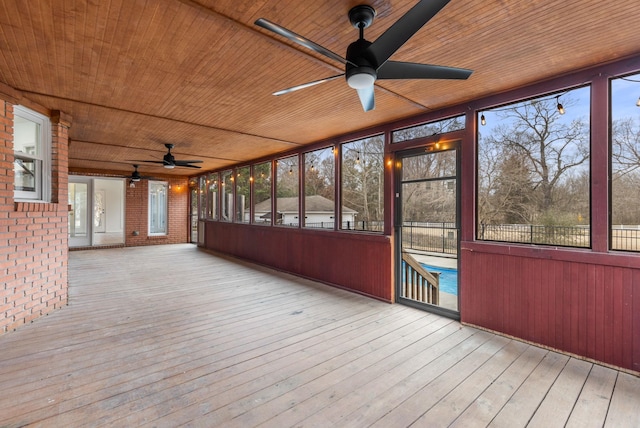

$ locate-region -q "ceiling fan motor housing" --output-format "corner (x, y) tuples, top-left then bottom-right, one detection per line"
(163, 143), (175, 168)
(346, 38), (377, 89)
(346, 6), (378, 90)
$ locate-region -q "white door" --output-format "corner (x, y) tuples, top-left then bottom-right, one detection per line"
(68, 178), (92, 247)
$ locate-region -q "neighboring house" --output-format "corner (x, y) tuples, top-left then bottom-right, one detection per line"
(254, 195), (356, 226)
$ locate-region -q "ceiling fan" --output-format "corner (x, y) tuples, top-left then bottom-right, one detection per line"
(133, 144), (203, 169)
(115, 164), (157, 187)
(125, 164), (154, 183)
(255, 0), (472, 111)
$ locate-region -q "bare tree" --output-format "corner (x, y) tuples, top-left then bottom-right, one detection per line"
(341, 136), (384, 224)
(612, 117), (640, 176)
(611, 117), (640, 224)
(401, 150), (456, 222)
(479, 96), (589, 223)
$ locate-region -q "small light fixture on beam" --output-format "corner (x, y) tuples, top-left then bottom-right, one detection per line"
(556, 95), (565, 115)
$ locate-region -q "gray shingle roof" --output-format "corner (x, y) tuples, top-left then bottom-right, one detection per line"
(254, 195), (356, 214)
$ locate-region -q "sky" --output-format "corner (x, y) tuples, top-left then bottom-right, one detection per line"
(611, 72), (640, 121)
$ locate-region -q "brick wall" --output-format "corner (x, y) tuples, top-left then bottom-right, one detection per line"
(125, 177), (189, 246)
(68, 169), (190, 247)
(0, 94), (71, 335)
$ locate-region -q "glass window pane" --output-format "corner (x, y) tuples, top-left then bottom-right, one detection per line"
(392, 115), (465, 143)
(252, 161), (272, 226)
(304, 147), (335, 229)
(275, 155), (299, 227)
(13, 115), (41, 157)
(68, 182), (88, 237)
(13, 157), (38, 192)
(13, 105), (49, 201)
(207, 173), (219, 220)
(340, 135), (385, 232)
(220, 170), (233, 222)
(477, 87), (591, 247)
(198, 176), (207, 219)
(149, 181), (168, 235)
(235, 166), (250, 223)
(611, 73), (640, 251)
(402, 150), (456, 181)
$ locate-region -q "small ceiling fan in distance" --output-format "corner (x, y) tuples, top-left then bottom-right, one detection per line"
(117, 164), (157, 187)
(255, 0), (472, 111)
(125, 164), (155, 183)
(132, 144), (203, 169)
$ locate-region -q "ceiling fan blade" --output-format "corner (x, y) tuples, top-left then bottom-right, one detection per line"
(356, 86), (375, 112)
(367, 0), (451, 68)
(256, 18), (351, 66)
(176, 164), (202, 169)
(273, 74), (344, 96)
(130, 160), (165, 164)
(377, 61), (472, 80)
(174, 160), (203, 164)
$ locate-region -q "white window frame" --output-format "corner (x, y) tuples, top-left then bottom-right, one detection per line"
(148, 181), (168, 235)
(13, 105), (51, 201)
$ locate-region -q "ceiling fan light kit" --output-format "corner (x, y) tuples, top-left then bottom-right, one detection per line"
(346, 66), (376, 89)
(256, 0), (472, 112)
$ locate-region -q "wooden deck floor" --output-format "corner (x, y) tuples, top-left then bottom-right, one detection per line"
(1, 244), (638, 427)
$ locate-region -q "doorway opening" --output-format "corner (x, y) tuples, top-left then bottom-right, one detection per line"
(395, 142), (460, 318)
(69, 176), (125, 248)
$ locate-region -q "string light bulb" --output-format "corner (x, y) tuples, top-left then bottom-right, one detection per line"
(556, 96), (565, 115)
(636, 96), (640, 107)
(480, 114), (486, 126)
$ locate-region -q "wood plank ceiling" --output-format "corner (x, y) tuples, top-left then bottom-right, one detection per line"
(1, 0), (639, 175)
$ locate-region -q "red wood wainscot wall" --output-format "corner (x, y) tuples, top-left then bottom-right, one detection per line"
(203, 221), (394, 302)
(460, 242), (640, 373)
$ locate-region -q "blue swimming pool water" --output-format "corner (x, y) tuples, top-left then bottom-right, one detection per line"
(420, 264), (458, 296)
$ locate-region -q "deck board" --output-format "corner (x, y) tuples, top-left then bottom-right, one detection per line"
(0, 244), (638, 427)
(565, 364), (618, 428)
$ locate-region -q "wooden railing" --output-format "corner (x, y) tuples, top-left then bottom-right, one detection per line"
(401, 253), (439, 305)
